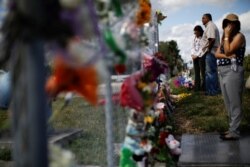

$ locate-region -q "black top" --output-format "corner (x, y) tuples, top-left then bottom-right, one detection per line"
(217, 41), (245, 66)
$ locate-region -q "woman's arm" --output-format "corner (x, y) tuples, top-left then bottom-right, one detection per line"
(215, 46), (235, 59)
(223, 25), (245, 56)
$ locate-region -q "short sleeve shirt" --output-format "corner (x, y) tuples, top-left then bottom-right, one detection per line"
(201, 21), (220, 54)
(191, 37), (203, 57)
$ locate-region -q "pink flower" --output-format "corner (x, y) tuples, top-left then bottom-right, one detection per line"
(120, 72), (144, 111)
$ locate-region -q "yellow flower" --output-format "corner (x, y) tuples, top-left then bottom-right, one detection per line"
(177, 93), (192, 101)
(137, 81), (147, 90)
(142, 85), (152, 93)
(144, 116), (154, 124)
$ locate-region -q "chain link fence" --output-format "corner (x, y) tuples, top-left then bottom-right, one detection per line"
(50, 81), (128, 166)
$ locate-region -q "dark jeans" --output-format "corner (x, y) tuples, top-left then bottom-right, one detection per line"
(205, 52), (220, 95)
(193, 56), (206, 91)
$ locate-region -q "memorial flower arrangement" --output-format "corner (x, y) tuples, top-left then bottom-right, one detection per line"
(0, 0), (180, 166)
(173, 74), (194, 90)
(119, 50), (181, 166)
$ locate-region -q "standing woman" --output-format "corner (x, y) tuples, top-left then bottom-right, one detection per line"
(215, 13), (246, 140)
(191, 25), (206, 92)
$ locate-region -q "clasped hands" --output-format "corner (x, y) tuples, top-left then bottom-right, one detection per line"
(191, 55), (198, 59)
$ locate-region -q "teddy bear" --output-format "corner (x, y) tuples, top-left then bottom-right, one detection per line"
(154, 102), (167, 124)
(165, 134), (182, 155)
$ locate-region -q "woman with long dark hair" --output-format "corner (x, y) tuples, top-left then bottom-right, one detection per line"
(215, 13), (246, 140)
(191, 25), (206, 91)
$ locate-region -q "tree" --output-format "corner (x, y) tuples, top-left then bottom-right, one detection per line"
(244, 54), (250, 72)
(159, 40), (184, 76)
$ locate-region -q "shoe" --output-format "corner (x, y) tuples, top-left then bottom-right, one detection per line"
(219, 131), (229, 136)
(220, 134), (239, 141)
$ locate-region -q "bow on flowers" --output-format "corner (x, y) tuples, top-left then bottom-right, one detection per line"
(136, 0), (151, 27)
(45, 56), (98, 105)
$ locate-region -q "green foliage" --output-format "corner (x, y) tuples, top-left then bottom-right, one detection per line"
(159, 40), (184, 76)
(0, 148), (11, 161)
(244, 54), (250, 71)
(0, 111), (10, 137)
(241, 89), (250, 132)
(154, 148), (175, 166)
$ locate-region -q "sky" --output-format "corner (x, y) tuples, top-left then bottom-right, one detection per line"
(0, 0), (249, 65)
(151, 0), (250, 64)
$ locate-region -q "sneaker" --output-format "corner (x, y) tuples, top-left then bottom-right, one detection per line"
(220, 133), (239, 141)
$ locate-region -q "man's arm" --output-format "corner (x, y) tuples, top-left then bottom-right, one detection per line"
(207, 38), (215, 52)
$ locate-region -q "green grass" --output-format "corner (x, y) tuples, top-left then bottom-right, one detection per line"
(0, 98), (128, 165)
(50, 98), (128, 166)
(0, 110), (10, 136)
(51, 99), (107, 165)
(173, 88), (250, 135)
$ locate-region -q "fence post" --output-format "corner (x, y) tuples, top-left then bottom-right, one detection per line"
(11, 40), (48, 167)
(154, 13), (159, 53)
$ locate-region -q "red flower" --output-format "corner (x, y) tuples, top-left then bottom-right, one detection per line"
(159, 111), (167, 123)
(115, 64), (126, 74)
(120, 72), (144, 111)
(159, 131), (169, 146)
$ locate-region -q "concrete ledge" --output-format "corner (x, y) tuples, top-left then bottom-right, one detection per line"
(49, 128), (83, 146)
(0, 128), (83, 149)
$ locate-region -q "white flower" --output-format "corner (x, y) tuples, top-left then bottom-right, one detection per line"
(49, 144), (76, 167)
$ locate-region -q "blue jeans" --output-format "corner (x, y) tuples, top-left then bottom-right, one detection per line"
(205, 52), (220, 95)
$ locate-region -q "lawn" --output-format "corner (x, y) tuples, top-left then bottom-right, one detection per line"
(1, 77), (250, 166)
(176, 90), (250, 133)
(50, 98), (128, 166)
(171, 80), (250, 135)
